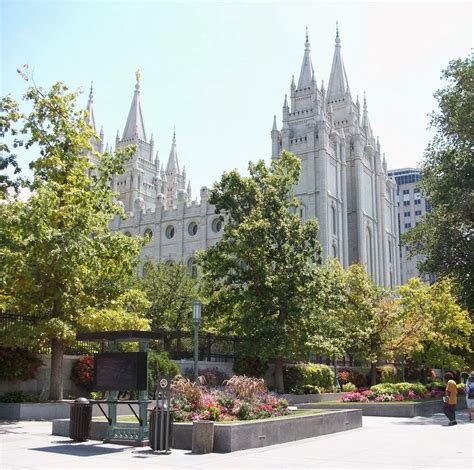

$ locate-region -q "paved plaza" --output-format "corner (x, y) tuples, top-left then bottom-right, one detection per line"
(1, 411), (473, 469)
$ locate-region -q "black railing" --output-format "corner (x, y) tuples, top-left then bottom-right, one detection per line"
(0, 311), (238, 361)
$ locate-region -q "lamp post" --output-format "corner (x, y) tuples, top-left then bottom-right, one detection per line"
(192, 300), (202, 382)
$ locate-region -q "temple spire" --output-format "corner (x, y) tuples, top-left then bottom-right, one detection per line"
(362, 92), (373, 139)
(297, 28), (315, 90)
(166, 128), (180, 174)
(327, 22), (350, 103)
(85, 81), (96, 131)
(122, 70), (147, 142)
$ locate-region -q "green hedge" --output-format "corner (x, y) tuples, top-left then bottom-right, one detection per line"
(370, 382), (427, 397)
(283, 363), (334, 393)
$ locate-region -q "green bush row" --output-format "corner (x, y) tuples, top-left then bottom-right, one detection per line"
(370, 382), (427, 396)
(283, 362), (334, 393)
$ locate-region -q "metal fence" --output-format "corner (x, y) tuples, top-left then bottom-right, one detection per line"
(0, 311), (237, 360)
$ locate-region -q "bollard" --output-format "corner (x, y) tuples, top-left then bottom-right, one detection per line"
(192, 420), (214, 454)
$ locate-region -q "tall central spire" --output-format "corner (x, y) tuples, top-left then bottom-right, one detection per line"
(327, 22), (350, 103)
(122, 70), (147, 142)
(297, 27), (315, 90)
(86, 82), (96, 131)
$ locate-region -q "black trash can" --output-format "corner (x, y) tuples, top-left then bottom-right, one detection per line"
(149, 404), (173, 451)
(69, 397), (92, 441)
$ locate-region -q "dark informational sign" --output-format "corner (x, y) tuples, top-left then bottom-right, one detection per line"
(93, 352), (148, 391)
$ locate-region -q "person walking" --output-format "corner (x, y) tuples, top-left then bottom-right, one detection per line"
(465, 371), (474, 421)
(443, 372), (458, 426)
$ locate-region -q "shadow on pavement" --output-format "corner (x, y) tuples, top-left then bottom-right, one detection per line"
(392, 413), (470, 426)
(31, 442), (129, 457)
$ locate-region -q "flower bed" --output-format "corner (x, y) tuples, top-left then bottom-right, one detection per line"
(339, 382), (443, 403)
(171, 375), (289, 422)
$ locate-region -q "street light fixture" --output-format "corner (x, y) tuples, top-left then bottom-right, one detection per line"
(192, 300), (202, 381)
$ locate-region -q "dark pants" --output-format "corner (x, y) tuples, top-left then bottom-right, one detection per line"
(443, 403), (456, 422)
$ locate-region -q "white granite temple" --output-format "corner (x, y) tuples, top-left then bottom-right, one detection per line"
(87, 28), (401, 287)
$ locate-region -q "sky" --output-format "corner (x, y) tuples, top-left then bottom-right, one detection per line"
(1, 1), (472, 196)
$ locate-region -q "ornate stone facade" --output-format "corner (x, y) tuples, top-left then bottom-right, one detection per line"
(88, 28), (400, 287)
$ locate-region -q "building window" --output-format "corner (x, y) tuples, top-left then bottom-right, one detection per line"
(404, 211), (410, 217)
(188, 221), (198, 236)
(404, 223), (411, 229)
(331, 205), (336, 235)
(403, 189), (410, 195)
(212, 217), (223, 233)
(366, 227), (374, 276)
(124, 231), (132, 237)
(415, 210), (422, 216)
(403, 201), (410, 206)
(144, 228), (153, 239)
(187, 257), (198, 279)
(414, 199), (421, 205)
(165, 225), (175, 239)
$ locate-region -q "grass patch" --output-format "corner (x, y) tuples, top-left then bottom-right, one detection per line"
(311, 399), (441, 405)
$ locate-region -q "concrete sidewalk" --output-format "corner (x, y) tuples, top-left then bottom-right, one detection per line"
(1, 411), (473, 469)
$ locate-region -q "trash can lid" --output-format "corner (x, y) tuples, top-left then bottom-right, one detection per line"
(74, 397), (90, 403)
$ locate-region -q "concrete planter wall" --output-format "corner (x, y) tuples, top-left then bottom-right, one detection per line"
(53, 409), (362, 452)
(298, 400), (467, 417)
(282, 392), (345, 404)
(0, 402), (72, 420)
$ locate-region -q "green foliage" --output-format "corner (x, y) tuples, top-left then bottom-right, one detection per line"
(392, 278), (472, 370)
(198, 151), (323, 392)
(137, 260), (199, 334)
(148, 350), (180, 398)
(342, 382), (357, 392)
(0, 72), (147, 399)
(370, 382), (427, 397)
(233, 351), (268, 378)
(403, 56), (474, 311)
(283, 363), (334, 393)
(378, 365), (400, 384)
(0, 390), (39, 403)
(0, 348), (44, 382)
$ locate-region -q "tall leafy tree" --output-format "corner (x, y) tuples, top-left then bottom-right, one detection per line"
(137, 260), (199, 356)
(391, 278), (472, 376)
(0, 73), (146, 399)
(341, 264), (398, 385)
(198, 151), (322, 392)
(404, 56), (474, 311)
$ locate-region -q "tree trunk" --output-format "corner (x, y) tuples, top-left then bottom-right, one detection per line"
(370, 361), (377, 386)
(49, 338), (65, 400)
(274, 356), (284, 393)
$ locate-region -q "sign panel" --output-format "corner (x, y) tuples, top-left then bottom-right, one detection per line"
(93, 352), (148, 391)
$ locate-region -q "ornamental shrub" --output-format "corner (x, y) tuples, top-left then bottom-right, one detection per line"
(0, 390), (39, 403)
(378, 364), (400, 384)
(70, 355), (94, 389)
(283, 363), (334, 393)
(337, 369), (353, 385)
(370, 382), (427, 397)
(342, 382), (357, 392)
(233, 353), (267, 378)
(0, 348), (44, 382)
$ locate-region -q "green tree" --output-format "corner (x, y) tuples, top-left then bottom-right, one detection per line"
(392, 278), (472, 377)
(0, 74), (147, 399)
(403, 56), (474, 311)
(342, 264), (398, 385)
(198, 151), (322, 392)
(137, 260), (199, 356)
